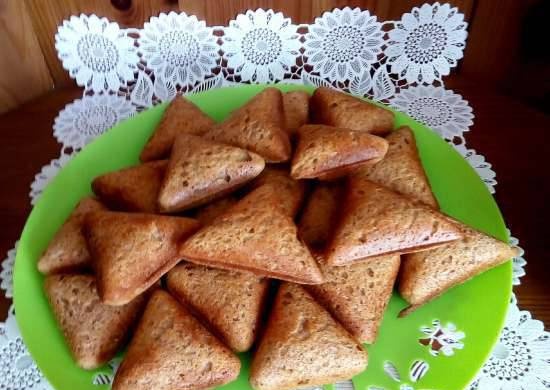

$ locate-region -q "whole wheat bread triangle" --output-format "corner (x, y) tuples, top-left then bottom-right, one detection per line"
(399, 223), (519, 315)
(307, 253), (400, 343)
(203, 88), (291, 162)
(167, 262), (269, 352)
(250, 283), (368, 390)
(84, 211), (200, 305)
(283, 90), (309, 135)
(112, 290), (241, 390)
(38, 197), (105, 275)
(359, 126), (439, 208)
(92, 160), (167, 213)
(326, 177), (462, 265)
(291, 124), (389, 180)
(311, 87), (394, 135)
(298, 181), (344, 251)
(44, 274), (146, 369)
(179, 186), (324, 284)
(248, 167), (306, 217)
(158, 134), (265, 212)
(140, 95), (214, 161)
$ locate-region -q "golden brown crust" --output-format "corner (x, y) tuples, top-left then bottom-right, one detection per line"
(248, 167), (306, 218)
(44, 274), (146, 369)
(203, 88), (291, 162)
(194, 196), (239, 225)
(158, 134), (265, 213)
(38, 197), (105, 275)
(311, 87), (394, 135)
(359, 126), (439, 208)
(91, 160), (168, 213)
(291, 125), (389, 180)
(326, 177), (462, 266)
(399, 223), (520, 312)
(84, 211), (200, 305)
(250, 283), (368, 390)
(307, 254), (400, 343)
(298, 181), (344, 251)
(283, 91), (310, 134)
(140, 96), (215, 162)
(179, 187), (324, 284)
(167, 263), (269, 352)
(112, 290), (241, 390)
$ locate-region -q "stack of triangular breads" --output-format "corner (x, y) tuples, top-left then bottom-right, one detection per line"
(39, 87), (517, 390)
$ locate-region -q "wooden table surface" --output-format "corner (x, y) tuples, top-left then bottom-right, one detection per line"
(0, 79), (548, 329)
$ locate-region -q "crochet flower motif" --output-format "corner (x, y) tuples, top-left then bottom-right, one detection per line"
(29, 153), (73, 205)
(138, 12), (219, 87)
(53, 94), (136, 150)
(55, 14), (138, 92)
(222, 9), (301, 83)
(389, 85), (474, 140)
(385, 2), (468, 84)
(304, 7), (384, 82)
(468, 303), (550, 390)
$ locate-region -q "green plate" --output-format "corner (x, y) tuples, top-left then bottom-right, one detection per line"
(14, 84), (511, 390)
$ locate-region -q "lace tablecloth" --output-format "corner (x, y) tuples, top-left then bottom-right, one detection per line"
(1, 4), (549, 389)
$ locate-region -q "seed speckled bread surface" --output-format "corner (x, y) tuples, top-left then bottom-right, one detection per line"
(158, 134), (265, 212)
(283, 91), (310, 135)
(291, 125), (389, 180)
(112, 290), (241, 390)
(326, 177), (462, 265)
(298, 181), (344, 251)
(311, 87), (394, 135)
(248, 167), (306, 217)
(399, 223), (519, 315)
(307, 254), (400, 343)
(167, 262), (269, 352)
(203, 88), (291, 162)
(180, 187), (324, 284)
(44, 274), (146, 369)
(250, 283), (368, 390)
(140, 95), (215, 161)
(84, 211), (200, 305)
(38, 197), (105, 275)
(359, 126), (438, 208)
(92, 160), (168, 213)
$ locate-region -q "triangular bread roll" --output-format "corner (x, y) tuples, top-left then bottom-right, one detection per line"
(311, 87), (394, 135)
(38, 197), (105, 274)
(44, 274), (146, 369)
(399, 224), (519, 315)
(249, 167), (306, 217)
(299, 181), (344, 251)
(167, 262), (269, 352)
(204, 88), (291, 162)
(92, 160), (167, 213)
(158, 134), (265, 212)
(194, 196), (239, 225)
(140, 95), (214, 161)
(85, 211), (200, 305)
(180, 187), (324, 284)
(291, 125), (389, 180)
(283, 90), (309, 135)
(360, 126), (439, 208)
(307, 254), (400, 343)
(250, 283), (368, 390)
(326, 177), (462, 266)
(112, 290), (240, 390)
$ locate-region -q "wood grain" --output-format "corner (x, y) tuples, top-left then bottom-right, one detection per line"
(0, 0), (52, 114)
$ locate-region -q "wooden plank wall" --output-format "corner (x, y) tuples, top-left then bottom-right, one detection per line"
(0, 0), (532, 113)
